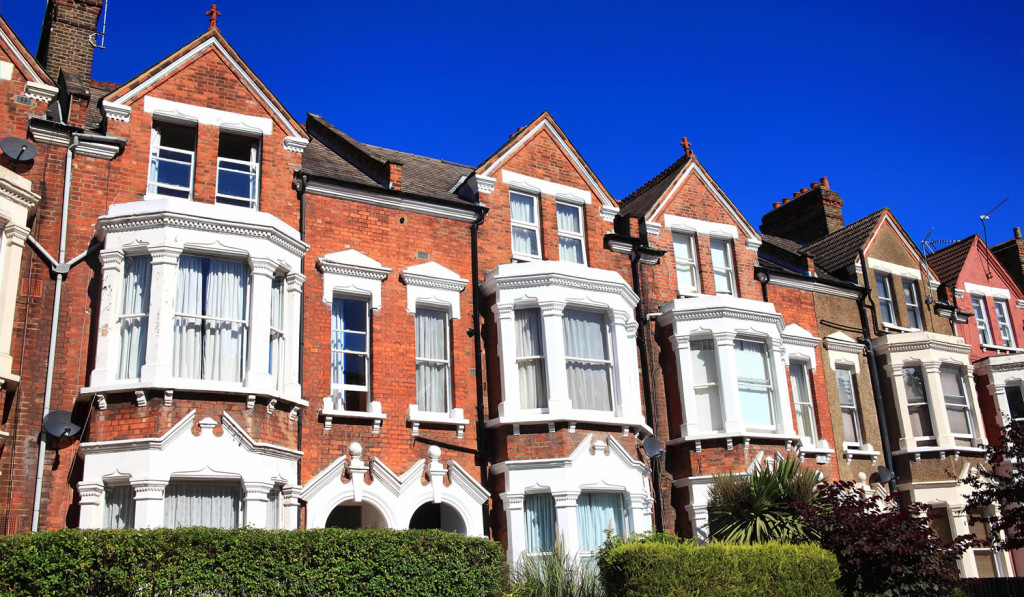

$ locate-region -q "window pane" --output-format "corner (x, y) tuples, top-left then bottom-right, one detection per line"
(673, 233), (694, 260)
(695, 386), (724, 432)
(947, 407), (971, 435)
(172, 256), (248, 382)
(415, 309), (449, 412)
(119, 255), (151, 379)
(909, 405), (934, 437)
(512, 227), (539, 256)
(344, 332), (367, 352)
(940, 368), (967, 404)
(524, 494), (556, 553)
(842, 410), (859, 441)
(577, 493), (625, 552)
(556, 203), (581, 234)
(739, 386), (773, 427)
(903, 366), (927, 402)
(734, 341), (768, 380)
(836, 369), (856, 406)
(154, 158), (192, 189)
(559, 237), (584, 263)
(343, 353), (366, 385)
(903, 280), (922, 329)
(1007, 385), (1024, 420)
(564, 310), (608, 361)
(510, 193), (537, 223)
(516, 309), (547, 409)
(217, 167), (256, 200)
(163, 483), (240, 529)
(710, 241), (728, 268)
(566, 362), (612, 411)
(103, 485), (135, 530)
(690, 340), (718, 386)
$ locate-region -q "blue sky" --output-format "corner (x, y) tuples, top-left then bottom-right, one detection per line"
(3, 0), (1021, 249)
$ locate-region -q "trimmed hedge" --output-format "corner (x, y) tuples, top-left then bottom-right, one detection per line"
(599, 540), (842, 597)
(0, 527), (504, 597)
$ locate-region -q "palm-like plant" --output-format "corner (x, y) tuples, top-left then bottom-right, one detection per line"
(707, 456), (820, 544)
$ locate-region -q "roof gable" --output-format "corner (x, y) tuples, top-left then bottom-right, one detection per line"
(103, 30), (303, 139)
(862, 211), (939, 284)
(475, 112), (616, 208)
(0, 15), (51, 85)
(930, 235), (1024, 299)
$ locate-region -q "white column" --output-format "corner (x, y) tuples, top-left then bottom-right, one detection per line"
(282, 272), (304, 402)
(885, 363), (918, 450)
(671, 333), (701, 438)
(540, 301), (570, 415)
(131, 480), (168, 529)
(282, 485), (302, 530)
(141, 247), (182, 386)
(770, 338), (795, 435)
(494, 303), (519, 418)
(924, 361), (954, 446)
(963, 365), (985, 446)
(552, 491), (580, 554)
(951, 507), (980, 577)
(243, 481), (273, 529)
(629, 493), (653, 536)
(613, 311), (643, 420)
(0, 224), (29, 376)
(89, 250), (125, 387)
(501, 492), (526, 564)
(686, 504), (710, 543)
(247, 257), (277, 392)
(77, 482), (104, 529)
(713, 332), (742, 433)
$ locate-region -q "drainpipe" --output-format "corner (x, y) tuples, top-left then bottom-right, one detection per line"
(31, 133), (80, 532)
(856, 248), (897, 494)
(295, 173), (308, 529)
(470, 210), (489, 536)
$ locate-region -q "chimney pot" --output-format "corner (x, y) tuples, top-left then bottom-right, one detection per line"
(782, 198), (790, 204)
(792, 192), (800, 199)
(773, 202), (782, 209)
(810, 182), (820, 189)
(820, 177), (829, 189)
(800, 188), (809, 194)
(1015, 227), (1022, 240)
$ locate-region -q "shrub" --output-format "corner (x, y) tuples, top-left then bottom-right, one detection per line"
(509, 535), (603, 597)
(598, 538), (841, 597)
(0, 527), (504, 597)
(962, 419), (1024, 551)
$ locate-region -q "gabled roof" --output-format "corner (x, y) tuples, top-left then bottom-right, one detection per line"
(102, 28), (304, 139)
(302, 114), (476, 205)
(619, 151), (760, 242)
(926, 235), (976, 286)
(0, 15), (51, 85)
(473, 111), (617, 208)
(802, 208), (887, 274)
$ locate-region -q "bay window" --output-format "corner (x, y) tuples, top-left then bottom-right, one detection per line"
(710, 239), (735, 296)
(163, 482), (242, 529)
(515, 308), (547, 409)
(789, 361), (816, 443)
(902, 365), (934, 440)
(672, 232), (699, 295)
(876, 274), (896, 325)
(1008, 385), (1024, 420)
(216, 132), (260, 208)
(735, 339), (774, 428)
(268, 277), (284, 390)
(993, 299), (1015, 348)
(577, 493), (626, 552)
(172, 256), (249, 383)
(556, 202), (585, 264)
(940, 366), (974, 441)
(690, 339), (723, 432)
(836, 367), (862, 445)
(331, 296), (370, 411)
(118, 255), (151, 379)
(510, 191), (541, 258)
(524, 493), (556, 555)
(972, 296), (993, 345)
(415, 307), (450, 413)
(148, 122), (196, 199)
(103, 485), (134, 530)
(564, 309), (612, 411)
(903, 280), (922, 330)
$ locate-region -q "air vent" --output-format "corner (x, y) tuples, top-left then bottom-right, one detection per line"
(416, 251), (429, 260)
(14, 95), (32, 106)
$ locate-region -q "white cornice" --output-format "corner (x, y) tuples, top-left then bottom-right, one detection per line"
(23, 81), (57, 102)
(145, 96), (272, 136)
(865, 257), (922, 281)
(0, 170), (40, 211)
(482, 262), (639, 307)
(664, 214), (737, 240)
(318, 254), (390, 281)
(79, 409), (197, 455)
(283, 136), (308, 153)
(964, 282), (1012, 300)
(221, 412), (302, 461)
(448, 460), (491, 505)
(75, 140), (122, 160)
(599, 205), (619, 223)
(823, 333), (865, 355)
(767, 273), (861, 300)
(28, 123), (71, 147)
(401, 261), (468, 292)
(101, 101), (131, 122)
(304, 180), (480, 223)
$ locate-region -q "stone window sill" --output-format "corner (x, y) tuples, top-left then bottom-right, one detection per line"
(485, 411), (651, 437)
(408, 405), (470, 438)
(892, 445), (986, 462)
(321, 399), (386, 434)
(667, 431), (801, 453)
(80, 379), (307, 409)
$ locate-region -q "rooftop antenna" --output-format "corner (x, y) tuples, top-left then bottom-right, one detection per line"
(979, 196), (1010, 247)
(920, 227), (933, 255)
(89, 0), (108, 49)
(919, 228), (960, 255)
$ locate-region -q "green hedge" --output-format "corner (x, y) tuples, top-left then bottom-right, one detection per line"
(0, 527), (504, 597)
(599, 540), (841, 597)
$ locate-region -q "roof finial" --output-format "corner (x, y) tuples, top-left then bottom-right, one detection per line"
(680, 136), (693, 157)
(206, 4), (221, 30)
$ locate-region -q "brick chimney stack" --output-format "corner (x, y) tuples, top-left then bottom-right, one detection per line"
(991, 227), (1024, 295)
(37, 0), (103, 81)
(759, 177), (845, 245)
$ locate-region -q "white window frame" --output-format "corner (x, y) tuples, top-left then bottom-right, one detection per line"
(510, 190), (541, 260)
(902, 364), (935, 441)
(268, 276), (285, 391)
(514, 307), (547, 410)
(836, 367), (863, 447)
(940, 365), (975, 441)
(876, 274), (896, 325)
(555, 201), (586, 264)
(117, 253), (151, 380)
(215, 132), (261, 209)
(415, 306), (452, 414)
(523, 492), (556, 556)
(993, 299), (1016, 348)
(903, 279), (923, 330)
(672, 231), (700, 296)
(789, 360), (816, 444)
(689, 338), (723, 433)
(563, 308), (614, 412)
(163, 480), (243, 529)
(330, 295), (371, 411)
(148, 121), (196, 199)
(735, 338), (775, 430)
(710, 238), (735, 296)
(972, 296), (994, 345)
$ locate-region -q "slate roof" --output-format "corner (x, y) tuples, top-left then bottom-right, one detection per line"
(303, 114), (476, 205)
(758, 235), (845, 283)
(801, 208), (887, 274)
(618, 154), (692, 217)
(926, 235), (977, 286)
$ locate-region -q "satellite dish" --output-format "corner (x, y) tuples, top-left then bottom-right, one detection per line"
(42, 410), (81, 439)
(642, 435), (664, 459)
(877, 465), (894, 484)
(0, 137), (37, 162)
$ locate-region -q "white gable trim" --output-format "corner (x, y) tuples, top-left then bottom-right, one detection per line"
(860, 213), (938, 286)
(650, 161), (759, 242)
(501, 170), (591, 204)
(144, 96), (273, 136)
(664, 214), (738, 240)
(481, 120), (615, 208)
(109, 37), (303, 139)
(0, 27), (47, 84)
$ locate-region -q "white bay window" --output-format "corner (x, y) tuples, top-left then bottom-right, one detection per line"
(173, 256), (249, 383)
(564, 309), (613, 411)
(515, 308), (547, 409)
(118, 255), (151, 379)
(164, 482), (242, 529)
(902, 365), (934, 441)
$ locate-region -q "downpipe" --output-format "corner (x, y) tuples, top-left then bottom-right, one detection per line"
(31, 134), (79, 532)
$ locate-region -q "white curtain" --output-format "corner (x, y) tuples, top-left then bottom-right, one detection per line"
(204, 259), (247, 382)
(524, 493), (556, 554)
(510, 194), (538, 256)
(163, 483), (240, 529)
(516, 309), (547, 409)
(268, 278), (283, 388)
(789, 362), (815, 440)
(836, 368), (860, 442)
(903, 366), (934, 437)
(103, 485), (135, 529)
(557, 204), (583, 263)
(735, 340), (772, 427)
(577, 493), (625, 552)
(118, 255), (151, 379)
(173, 255), (204, 378)
(690, 339), (723, 432)
(564, 310), (612, 411)
(941, 368), (971, 435)
(416, 309), (449, 412)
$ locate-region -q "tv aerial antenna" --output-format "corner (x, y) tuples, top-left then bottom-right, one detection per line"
(980, 196), (1010, 246)
(89, 0), (109, 49)
(0, 137), (37, 163)
(919, 228), (959, 255)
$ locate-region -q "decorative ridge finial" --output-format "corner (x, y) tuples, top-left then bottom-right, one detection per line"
(680, 136), (693, 157)
(206, 4), (221, 30)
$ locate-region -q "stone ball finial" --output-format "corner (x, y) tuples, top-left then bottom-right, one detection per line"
(349, 442), (363, 457)
(427, 445), (442, 460)
(857, 472), (867, 483)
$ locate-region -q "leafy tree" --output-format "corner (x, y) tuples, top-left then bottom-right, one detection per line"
(962, 419), (1024, 551)
(707, 456), (820, 544)
(796, 481), (978, 597)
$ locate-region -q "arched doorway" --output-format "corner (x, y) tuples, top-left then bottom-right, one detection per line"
(408, 502), (466, 534)
(325, 501), (387, 529)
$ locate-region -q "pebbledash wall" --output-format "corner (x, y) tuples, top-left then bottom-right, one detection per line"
(0, 0), (1019, 579)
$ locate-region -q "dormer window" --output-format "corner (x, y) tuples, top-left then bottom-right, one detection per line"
(216, 132), (261, 208)
(148, 122), (196, 199)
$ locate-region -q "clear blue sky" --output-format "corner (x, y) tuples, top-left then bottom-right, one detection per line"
(3, 0), (1022, 250)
